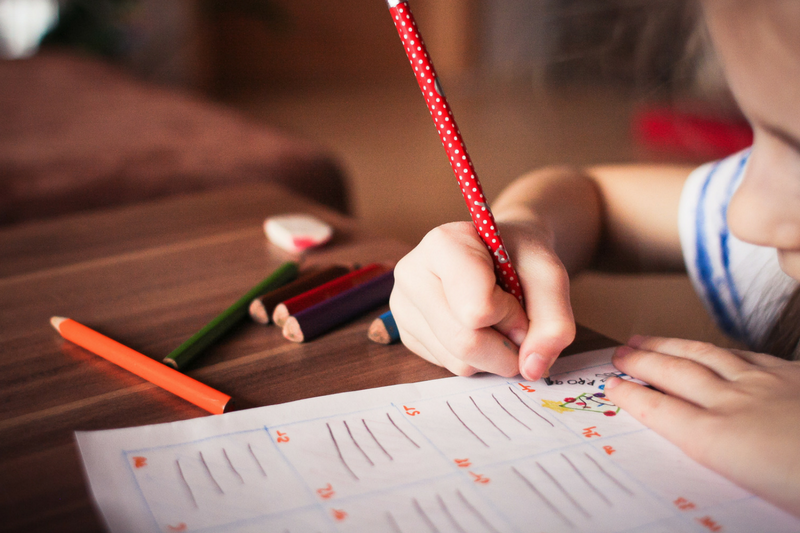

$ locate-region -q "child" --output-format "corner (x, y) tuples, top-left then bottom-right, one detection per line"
(389, 0), (800, 517)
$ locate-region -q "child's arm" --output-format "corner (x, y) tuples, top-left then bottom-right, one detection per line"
(390, 164), (694, 379)
(605, 336), (800, 517)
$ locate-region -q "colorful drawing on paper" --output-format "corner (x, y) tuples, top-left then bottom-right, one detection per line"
(541, 392), (620, 417)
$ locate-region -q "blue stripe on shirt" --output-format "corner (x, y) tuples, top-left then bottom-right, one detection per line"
(719, 150), (750, 340)
(695, 159), (739, 338)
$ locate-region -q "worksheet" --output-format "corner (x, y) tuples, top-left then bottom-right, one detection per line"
(76, 348), (800, 533)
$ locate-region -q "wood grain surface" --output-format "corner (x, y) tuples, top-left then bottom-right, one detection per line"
(0, 184), (616, 532)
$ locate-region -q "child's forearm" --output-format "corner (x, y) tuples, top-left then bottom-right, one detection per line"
(493, 164), (693, 274)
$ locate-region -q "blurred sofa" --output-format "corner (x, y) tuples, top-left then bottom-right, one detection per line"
(0, 51), (349, 226)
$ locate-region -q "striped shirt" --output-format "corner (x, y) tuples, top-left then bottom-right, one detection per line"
(678, 149), (798, 348)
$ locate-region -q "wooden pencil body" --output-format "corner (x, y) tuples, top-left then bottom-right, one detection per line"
(55, 318), (231, 414)
(272, 263), (387, 326)
(284, 270), (394, 342)
(249, 265), (351, 324)
(164, 261), (298, 369)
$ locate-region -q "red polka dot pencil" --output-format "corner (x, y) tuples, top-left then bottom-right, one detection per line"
(385, 0), (524, 306)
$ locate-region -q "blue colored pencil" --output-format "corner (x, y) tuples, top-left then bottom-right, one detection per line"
(367, 310), (400, 344)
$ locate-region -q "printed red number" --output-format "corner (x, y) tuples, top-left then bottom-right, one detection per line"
(519, 384), (536, 393)
(674, 497), (697, 511)
(603, 445), (616, 455)
(404, 405), (420, 416)
(317, 483), (335, 500)
(469, 472), (490, 484)
(454, 458), (471, 468)
(167, 523), (187, 532)
(696, 516), (722, 532)
(276, 431), (290, 443)
(583, 426), (601, 438)
(132, 456), (147, 468)
(332, 509), (348, 521)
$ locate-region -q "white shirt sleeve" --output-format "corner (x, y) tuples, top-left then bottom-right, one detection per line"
(678, 149), (797, 348)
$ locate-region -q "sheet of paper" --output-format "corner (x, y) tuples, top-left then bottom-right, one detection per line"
(76, 348), (799, 533)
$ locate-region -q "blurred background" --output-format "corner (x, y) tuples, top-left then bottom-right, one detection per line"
(0, 0), (752, 346)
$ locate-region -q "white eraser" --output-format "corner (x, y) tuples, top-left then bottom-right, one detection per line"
(263, 214), (333, 253)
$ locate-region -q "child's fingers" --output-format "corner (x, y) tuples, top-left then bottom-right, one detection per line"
(390, 285), (520, 377)
(515, 249), (576, 381)
(612, 346), (732, 408)
(394, 319), (479, 377)
(627, 335), (751, 380)
(728, 348), (787, 367)
(424, 223), (529, 333)
(603, 377), (710, 460)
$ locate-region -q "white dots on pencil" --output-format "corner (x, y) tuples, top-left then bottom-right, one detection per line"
(419, 59), (423, 64)
(472, 187), (477, 191)
(492, 239), (497, 243)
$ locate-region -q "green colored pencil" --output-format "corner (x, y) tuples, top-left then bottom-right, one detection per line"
(163, 261), (299, 369)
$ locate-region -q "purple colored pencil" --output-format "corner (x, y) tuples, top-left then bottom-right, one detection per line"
(282, 270), (394, 342)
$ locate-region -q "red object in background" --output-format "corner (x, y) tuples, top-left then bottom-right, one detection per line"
(387, 1), (525, 306)
(633, 107), (753, 160)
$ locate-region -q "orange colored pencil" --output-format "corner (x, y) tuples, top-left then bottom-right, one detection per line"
(51, 317), (231, 414)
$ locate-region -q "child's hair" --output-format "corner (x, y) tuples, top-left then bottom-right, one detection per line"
(762, 288), (800, 360)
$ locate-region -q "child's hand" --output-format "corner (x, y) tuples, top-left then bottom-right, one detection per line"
(390, 220), (575, 380)
(605, 336), (800, 517)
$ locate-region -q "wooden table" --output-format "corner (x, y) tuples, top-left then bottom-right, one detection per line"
(0, 184), (616, 532)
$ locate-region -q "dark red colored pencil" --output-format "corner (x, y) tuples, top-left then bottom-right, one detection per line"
(282, 270), (395, 342)
(271, 263), (388, 326)
(248, 265), (352, 324)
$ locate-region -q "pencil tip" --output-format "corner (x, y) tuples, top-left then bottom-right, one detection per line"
(50, 316), (67, 331)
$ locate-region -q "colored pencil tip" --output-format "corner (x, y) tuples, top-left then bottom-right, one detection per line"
(162, 358), (179, 369)
(50, 316), (67, 331)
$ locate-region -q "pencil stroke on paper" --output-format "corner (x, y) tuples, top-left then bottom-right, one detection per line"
(363, 418), (393, 460)
(508, 386), (555, 427)
(561, 453), (611, 506)
(386, 511), (403, 533)
(537, 461), (592, 518)
(327, 422), (359, 481)
(470, 396), (510, 440)
(247, 443), (267, 477)
(436, 493), (467, 533)
(447, 400), (489, 448)
(512, 466), (575, 529)
(343, 420), (375, 467)
(222, 448), (244, 484)
(492, 393), (531, 431)
(386, 412), (420, 448)
(584, 453), (633, 496)
(456, 489), (501, 533)
(198, 451), (224, 494)
(175, 459), (198, 508)
(412, 497), (441, 533)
